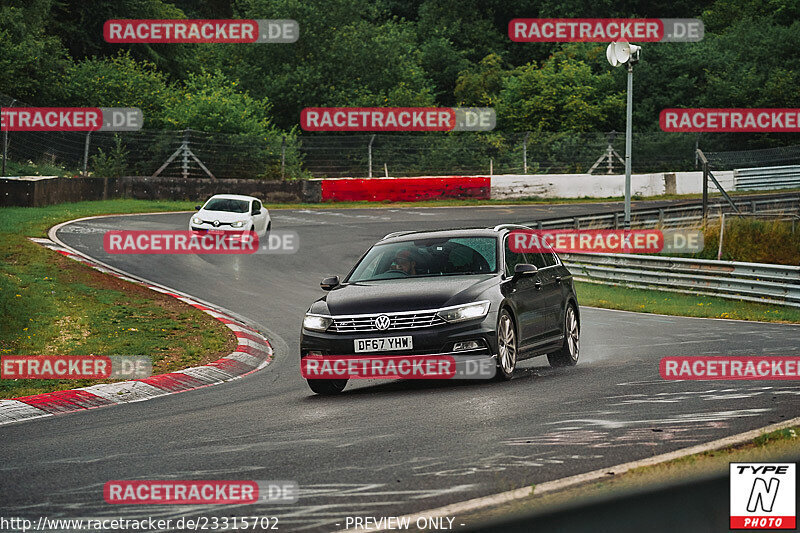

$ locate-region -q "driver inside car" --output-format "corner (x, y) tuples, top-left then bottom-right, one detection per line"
(388, 249), (417, 275)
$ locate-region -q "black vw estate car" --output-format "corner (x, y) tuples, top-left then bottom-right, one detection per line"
(300, 225), (580, 394)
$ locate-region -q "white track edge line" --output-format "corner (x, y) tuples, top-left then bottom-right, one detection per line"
(360, 415), (800, 532)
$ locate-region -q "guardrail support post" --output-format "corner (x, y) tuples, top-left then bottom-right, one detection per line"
(1, 98), (15, 177)
(281, 136), (286, 180)
(83, 132), (91, 177)
(702, 160), (709, 226)
(368, 134), (375, 178)
(658, 208), (664, 226)
(523, 132), (530, 174)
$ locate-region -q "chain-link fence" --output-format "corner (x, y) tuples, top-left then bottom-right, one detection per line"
(5, 92), (800, 180)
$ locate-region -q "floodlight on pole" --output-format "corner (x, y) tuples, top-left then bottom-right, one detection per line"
(606, 41), (640, 229)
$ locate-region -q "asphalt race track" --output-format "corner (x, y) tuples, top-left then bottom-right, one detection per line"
(2, 203), (799, 532)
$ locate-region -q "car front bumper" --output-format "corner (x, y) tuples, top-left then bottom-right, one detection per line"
(300, 311), (499, 358)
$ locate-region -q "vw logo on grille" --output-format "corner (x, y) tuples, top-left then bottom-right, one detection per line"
(374, 315), (391, 330)
(213, 220), (220, 227)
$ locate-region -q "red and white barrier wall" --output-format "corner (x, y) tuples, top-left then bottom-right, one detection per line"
(319, 176), (490, 202)
(315, 172), (731, 202)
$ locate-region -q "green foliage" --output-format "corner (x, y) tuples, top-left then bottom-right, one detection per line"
(61, 51), (177, 127)
(0, 3), (70, 102)
(161, 69), (276, 135)
(497, 47), (624, 132)
(6, 0), (800, 176)
(90, 136), (129, 178)
(455, 54), (506, 107)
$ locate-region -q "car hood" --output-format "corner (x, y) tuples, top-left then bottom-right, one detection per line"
(195, 210), (249, 223)
(320, 275), (497, 315)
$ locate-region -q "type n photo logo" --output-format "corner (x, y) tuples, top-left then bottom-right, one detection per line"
(730, 463), (796, 529)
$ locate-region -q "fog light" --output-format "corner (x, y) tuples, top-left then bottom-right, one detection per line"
(454, 340), (481, 352)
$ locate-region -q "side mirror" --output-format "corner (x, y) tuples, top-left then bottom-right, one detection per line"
(195, 205), (202, 210)
(513, 263), (538, 277)
(320, 276), (340, 291)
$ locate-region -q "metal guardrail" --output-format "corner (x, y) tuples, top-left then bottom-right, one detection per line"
(562, 252), (800, 308)
(525, 195), (799, 230)
(734, 165), (800, 190)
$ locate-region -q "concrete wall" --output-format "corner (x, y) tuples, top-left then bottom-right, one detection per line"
(1, 171), (738, 207)
(119, 177), (320, 204)
(1, 176), (321, 207)
(490, 171), (735, 199)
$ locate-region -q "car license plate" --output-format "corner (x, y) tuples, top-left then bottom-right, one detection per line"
(354, 336), (413, 353)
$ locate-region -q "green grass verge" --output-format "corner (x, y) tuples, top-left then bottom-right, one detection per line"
(575, 281), (800, 323)
(0, 200), (236, 399)
(457, 426), (800, 528)
(686, 217), (800, 265)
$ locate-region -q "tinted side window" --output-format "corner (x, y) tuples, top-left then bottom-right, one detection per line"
(527, 252), (548, 269)
(504, 237), (529, 276)
(252, 200), (262, 213)
(542, 251), (558, 267)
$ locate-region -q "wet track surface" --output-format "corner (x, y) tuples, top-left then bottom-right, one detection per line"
(2, 202), (799, 531)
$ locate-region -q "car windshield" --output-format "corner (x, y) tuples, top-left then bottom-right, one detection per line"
(203, 198), (249, 213)
(347, 237), (497, 282)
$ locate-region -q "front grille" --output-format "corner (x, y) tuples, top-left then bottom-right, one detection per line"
(332, 311), (446, 333)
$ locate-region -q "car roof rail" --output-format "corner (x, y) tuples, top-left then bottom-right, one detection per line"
(381, 230), (418, 240)
(492, 224), (533, 232)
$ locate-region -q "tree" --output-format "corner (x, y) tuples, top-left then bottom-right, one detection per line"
(60, 52), (177, 128)
(0, 2), (70, 102)
(497, 47), (624, 132)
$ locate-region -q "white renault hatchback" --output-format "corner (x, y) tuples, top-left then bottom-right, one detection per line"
(189, 194), (271, 237)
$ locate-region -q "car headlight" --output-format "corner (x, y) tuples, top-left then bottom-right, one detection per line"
(192, 217), (203, 224)
(232, 220), (246, 228)
(303, 314), (333, 332)
(436, 301), (490, 323)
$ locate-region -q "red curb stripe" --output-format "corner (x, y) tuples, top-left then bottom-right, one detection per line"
(137, 373), (207, 392)
(234, 331), (268, 343)
(15, 390), (114, 413)
(208, 358), (257, 374)
(236, 344), (271, 358)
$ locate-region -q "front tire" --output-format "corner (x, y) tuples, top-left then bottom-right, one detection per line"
(496, 309), (517, 380)
(548, 304), (579, 367)
(307, 379), (348, 395)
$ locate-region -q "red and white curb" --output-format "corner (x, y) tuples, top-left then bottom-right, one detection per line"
(0, 237), (273, 427)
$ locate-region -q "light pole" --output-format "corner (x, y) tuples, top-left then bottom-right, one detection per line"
(606, 41), (640, 229)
